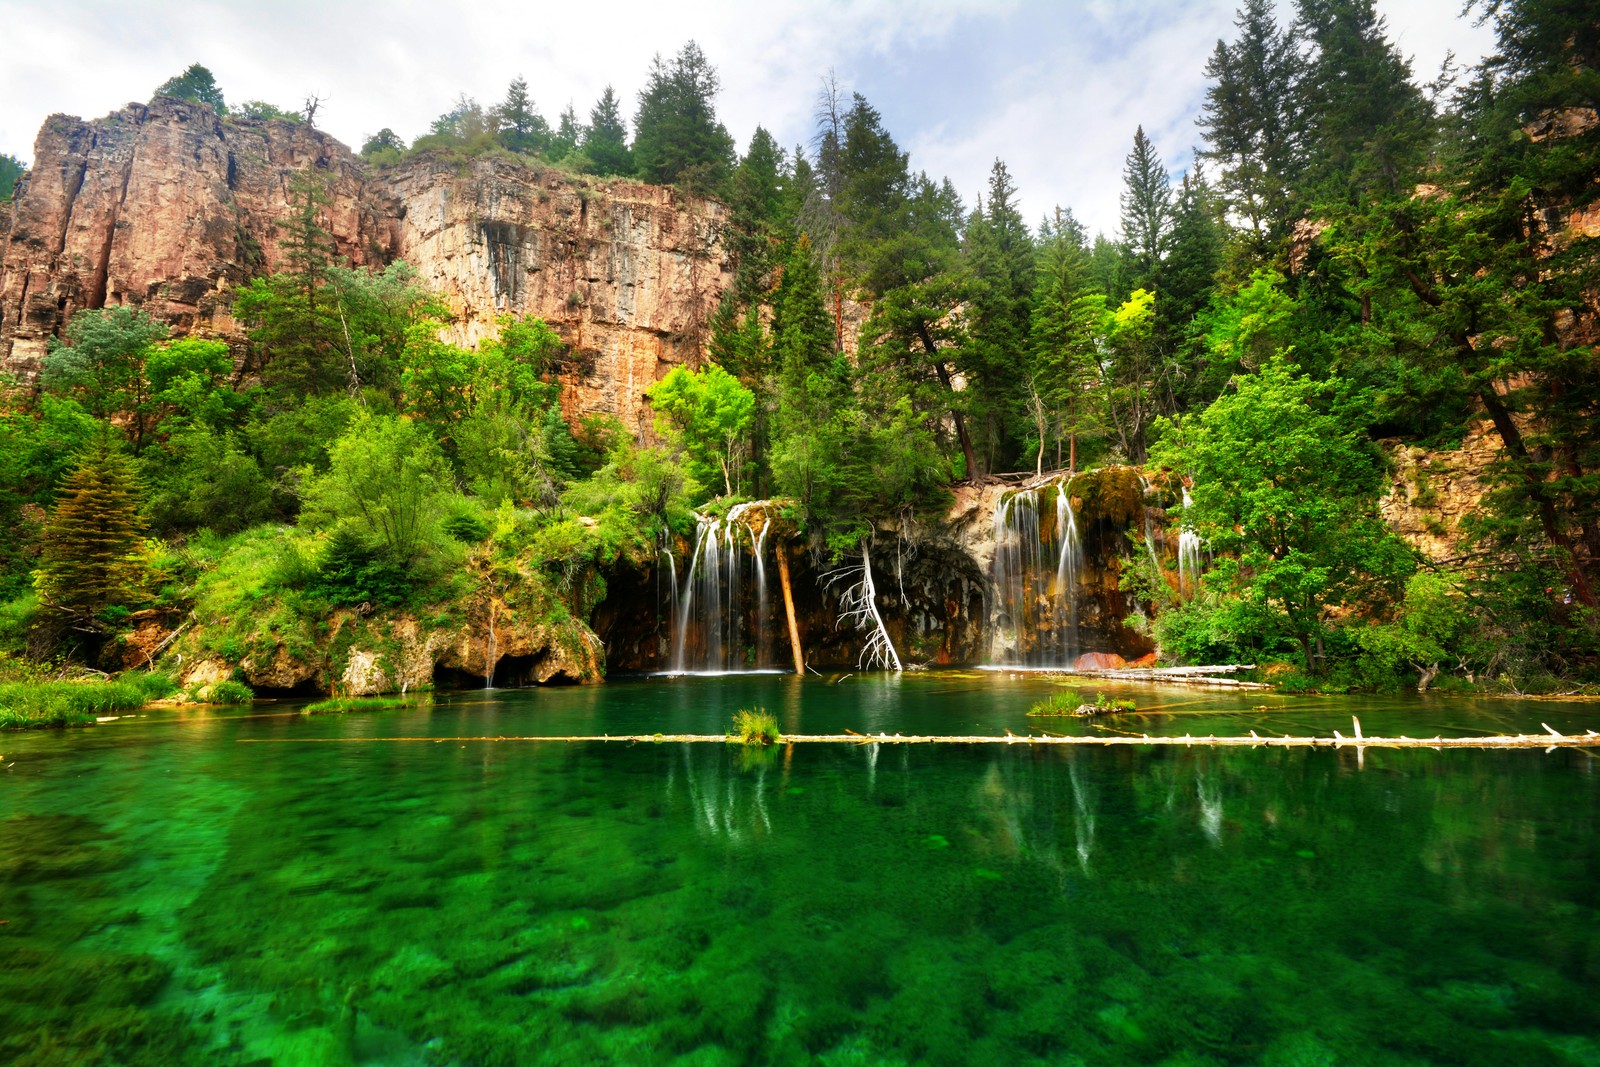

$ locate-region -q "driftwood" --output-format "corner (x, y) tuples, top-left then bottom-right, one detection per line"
(237, 721), (1600, 750)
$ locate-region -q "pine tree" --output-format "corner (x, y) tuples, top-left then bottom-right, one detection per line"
(495, 77), (550, 155)
(549, 104), (583, 161)
(1028, 206), (1098, 472)
(632, 41), (737, 191)
(963, 160), (1035, 470)
(152, 63), (226, 113)
(1199, 0), (1306, 250)
(1156, 169), (1225, 409)
(35, 437), (146, 630)
(1297, 0), (1434, 201)
(1119, 126), (1172, 286)
(581, 86), (632, 176)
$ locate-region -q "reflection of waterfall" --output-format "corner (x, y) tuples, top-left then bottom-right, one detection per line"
(1197, 772), (1223, 843)
(668, 505), (775, 674)
(991, 478), (1082, 666)
(1067, 752), (1096, 874)
(676, 745), (772, 839)
(1178, 487), (1204, 597)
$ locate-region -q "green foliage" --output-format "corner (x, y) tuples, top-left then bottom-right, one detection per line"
(648, 363), (755, 497)
(34, 437), (148, 635)
(307, 530), (415, 608)
(299, 412), (457, 569)
(1025, 691), (1080, 717)
(1151, 359), (1415, 672)
(143, 427), (274, 535)
(0, 152), (23, 201)
(236, 100), (300, 122)
(728, 706), (780, 746)
(581, 86), (632, 176)
(152, 63), (225, 112)
(631, 41), (736, 191)
(42, 306), (170, 450)
(187, 678), (254, 704)
(303, 692), (432, 715)
(0, 678), (153, 729)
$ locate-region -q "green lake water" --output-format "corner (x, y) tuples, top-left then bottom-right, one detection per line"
(2, 673), (1598, 1065)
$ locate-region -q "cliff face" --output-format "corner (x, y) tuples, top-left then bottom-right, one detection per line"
(0, 99), (729, 429)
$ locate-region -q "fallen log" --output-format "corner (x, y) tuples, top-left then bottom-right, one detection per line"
(235, 728), (1600, 750)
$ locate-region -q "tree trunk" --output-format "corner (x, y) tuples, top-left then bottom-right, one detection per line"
(777, 546), (805, 675)
(1477, 384), (1597, 607)
(917, 323), (979, 481)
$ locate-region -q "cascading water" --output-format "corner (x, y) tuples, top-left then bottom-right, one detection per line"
(666, 505), (776, 674)
(990, 478), (1082, 666)
(1178, 486), (1204, 597)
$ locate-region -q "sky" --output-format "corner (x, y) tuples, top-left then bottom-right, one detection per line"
(0, 0), (1493, 237)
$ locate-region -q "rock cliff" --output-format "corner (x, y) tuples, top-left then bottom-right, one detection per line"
(0, 98), (730, 429)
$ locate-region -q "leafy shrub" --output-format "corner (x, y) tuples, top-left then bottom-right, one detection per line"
(309, 531), (414, 608)
(187, 679), (253, 704)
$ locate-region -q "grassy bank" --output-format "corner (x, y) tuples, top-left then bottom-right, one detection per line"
(0, 673), (177, 729)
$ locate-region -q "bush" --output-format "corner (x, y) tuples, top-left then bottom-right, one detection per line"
(309, 531), (415, 608)
(187, 679), (253, 705)
(728, 706), (780, 746)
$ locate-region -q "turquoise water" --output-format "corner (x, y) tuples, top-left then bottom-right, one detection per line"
(3, 675), (1599, 1065)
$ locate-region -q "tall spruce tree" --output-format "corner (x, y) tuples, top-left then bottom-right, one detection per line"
(34, 437), (146, 633)
(581, 86), (632, 176)
(1119, 126), (1173, 287)
(1296, 0), (1434, 201)
(1199, 0), (1306, 251)
(963, 159), (1035, 471)
(495, 76), (550, 155)
(632, 41), (736, 191)
(152, 63), (226, 113)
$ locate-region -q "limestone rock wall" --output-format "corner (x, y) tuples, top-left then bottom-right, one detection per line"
(0, 100), (728, 431)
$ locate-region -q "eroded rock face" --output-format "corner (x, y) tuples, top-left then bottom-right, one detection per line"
(0, 100), (729, 431)
(1379, 430), (1499, 563)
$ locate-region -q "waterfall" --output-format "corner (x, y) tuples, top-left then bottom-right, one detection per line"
(1178, 486), (1204, 597)
(752, 517), (770, 669)
(991, 478), (1082, 666)
(666, 506), (776, 674)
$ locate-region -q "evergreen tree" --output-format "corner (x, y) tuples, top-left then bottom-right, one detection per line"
(1028, 207), (1098, 472)
(1156, 168), (1225, 409)
(34, 437), (147, 632)
(1296, 0), (1434, 201)
(962, 160), (1034, 470)
(581, 86), (632, 176)
(549, 104), (583, 161)
(1119, 126), (1172, 286)
(494, 76), (550, 155)
(360, 129), (406, 161)
(632, 41), (736, 191)
(1199, 0), (1307, 251)
(152, 63), (226, 113)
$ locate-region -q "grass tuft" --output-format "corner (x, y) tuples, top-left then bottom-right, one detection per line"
(302, 692), (433, 715)
(728, 706), (781, 746)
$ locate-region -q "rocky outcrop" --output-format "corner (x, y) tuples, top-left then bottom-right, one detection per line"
(0, 99), (729, 431)
(175, 607), (602, 696)
(1379, 428), (1499, 563)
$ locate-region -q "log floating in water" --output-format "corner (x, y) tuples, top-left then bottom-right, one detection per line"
(236, 729), (1600, 749)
